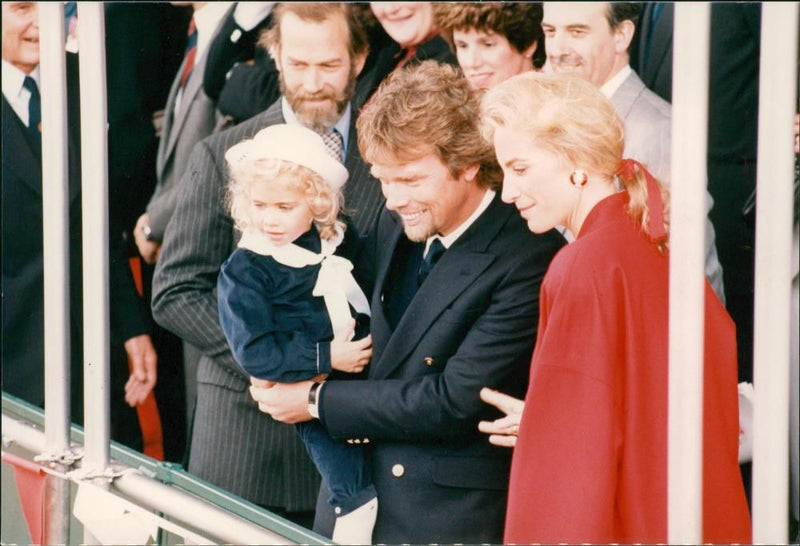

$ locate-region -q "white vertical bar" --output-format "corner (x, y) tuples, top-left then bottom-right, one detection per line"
(752, 3), (798, 543)
(39, 0), (71, 461)
(76, 2), (110, 473)
(668, 3), (709, 544)
(39, 5), (72, 545)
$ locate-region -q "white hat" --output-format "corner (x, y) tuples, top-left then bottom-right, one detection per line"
(224, 124), (349, 191)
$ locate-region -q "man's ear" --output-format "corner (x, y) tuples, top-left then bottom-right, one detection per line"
(613, 19), (635, 54)
(462, 164), (481, 184)
(353, 49), (368, 78)
(270, 45), (282, 70)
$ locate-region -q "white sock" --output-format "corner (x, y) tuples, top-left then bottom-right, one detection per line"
(331, 497), (378, 545)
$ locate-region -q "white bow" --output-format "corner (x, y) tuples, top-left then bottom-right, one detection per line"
(238, 227), (370, 339)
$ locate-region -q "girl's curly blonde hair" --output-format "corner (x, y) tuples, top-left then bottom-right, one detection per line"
(226, 156), (344, 242)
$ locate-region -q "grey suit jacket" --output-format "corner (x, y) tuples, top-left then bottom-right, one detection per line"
(611, 70), (726, 301)
(145, 6), (231, 241)
(151, 98), (382, 508)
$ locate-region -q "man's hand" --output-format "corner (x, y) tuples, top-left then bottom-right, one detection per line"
(133, 213), (161, 265)
(123, 334), (157, 407)
(330, 319), (372, 373)
(478, 387), (524, 448)
(249, 378), (315, 423)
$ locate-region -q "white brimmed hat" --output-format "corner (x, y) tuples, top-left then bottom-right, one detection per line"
(225, 124), (349, 191)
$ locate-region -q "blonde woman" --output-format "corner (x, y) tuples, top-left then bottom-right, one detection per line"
(478, 72), (751, 544)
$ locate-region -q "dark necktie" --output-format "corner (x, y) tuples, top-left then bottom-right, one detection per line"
(418, 238), (445, 286)
(23, 76), (41, 142)
(179, 18), (198, 89)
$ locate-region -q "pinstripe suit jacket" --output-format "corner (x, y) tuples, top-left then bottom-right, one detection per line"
(151, 98), (382, 509)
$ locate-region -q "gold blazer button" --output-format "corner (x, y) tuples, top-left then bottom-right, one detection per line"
(423, 357), (435, 367)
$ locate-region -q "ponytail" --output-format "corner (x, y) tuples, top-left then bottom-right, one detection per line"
(616, 159), (669, 252)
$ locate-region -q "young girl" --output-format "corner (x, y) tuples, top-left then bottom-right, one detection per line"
(217, 124), (377, 544)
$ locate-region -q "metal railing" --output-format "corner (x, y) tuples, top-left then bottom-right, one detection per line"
(3, 2), (798, 544)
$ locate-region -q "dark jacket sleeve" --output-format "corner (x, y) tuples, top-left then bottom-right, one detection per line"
(108, 241), (149, 346)
(203, 10), (272, 101)
(217, 251), (332, 381)
(216, 49), (280, 124)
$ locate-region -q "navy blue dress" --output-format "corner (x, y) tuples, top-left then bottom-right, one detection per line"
(217, 225), (376, 515)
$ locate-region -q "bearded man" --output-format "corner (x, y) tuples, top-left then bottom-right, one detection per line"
(151, 3), (382, 526)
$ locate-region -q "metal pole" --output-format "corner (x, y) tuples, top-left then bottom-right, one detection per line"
(752, 3), (798, 543)
(668, 3), (710, 543)
(113, 473), (297, 545)
(76, 1), (110, 473)
(39, 3), (72, 544)
(75, 7), (110, 544)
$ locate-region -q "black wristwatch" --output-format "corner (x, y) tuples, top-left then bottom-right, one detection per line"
(308, 381), (324, 419)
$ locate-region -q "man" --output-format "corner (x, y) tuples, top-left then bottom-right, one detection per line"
(133, 0), (235, 448)
(1, 2), (156, 432)
(134, 2), (234, 266)
(249, 61), (565, 543)
(542, 2), (726, 302)
(151, 3), (382, 523)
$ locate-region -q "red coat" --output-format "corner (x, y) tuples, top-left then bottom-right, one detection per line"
(505, 193), (751, 544)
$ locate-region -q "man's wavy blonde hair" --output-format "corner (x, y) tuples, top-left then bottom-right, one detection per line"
(357, 61), (503, 190)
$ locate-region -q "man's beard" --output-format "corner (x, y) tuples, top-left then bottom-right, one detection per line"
(400, 212), (436, 243)
(281, 62), (358, 134)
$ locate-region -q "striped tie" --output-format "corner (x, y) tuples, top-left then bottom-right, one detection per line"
(322, 129), (344, 162)
(179, 18), (198, 89)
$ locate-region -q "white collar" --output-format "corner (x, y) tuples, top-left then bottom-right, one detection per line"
(280, 97), (352, 160)
(237, 225), (370, 336)
(600, 64), (632, 99)
(238, 226), (343, 267)
(2, 60), (38, 101)
(425, 189), (496, 255)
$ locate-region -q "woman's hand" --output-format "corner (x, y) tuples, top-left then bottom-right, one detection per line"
(478, 387), (525, 448)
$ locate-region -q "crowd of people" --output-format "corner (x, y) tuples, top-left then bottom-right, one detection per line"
(2, 2), (797, 544)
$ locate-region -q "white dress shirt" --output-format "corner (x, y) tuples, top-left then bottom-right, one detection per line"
(2, 60), (39, 126)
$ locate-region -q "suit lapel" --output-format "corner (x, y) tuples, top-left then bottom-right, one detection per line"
(158, 4), (234, 178)
(371, 194), (511, 379)
(610, 71), (645, 121)
(342, 105), (384, 235)
(2, 96), (42, 195)
(155, 61), (182, 178)
(163, 49), (209, 161)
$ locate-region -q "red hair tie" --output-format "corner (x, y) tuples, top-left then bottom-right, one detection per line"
(616, 158), (667, 243)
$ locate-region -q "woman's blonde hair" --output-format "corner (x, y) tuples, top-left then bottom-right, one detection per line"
(480, 71), (669, 245)
(226, 156), (343, 241)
